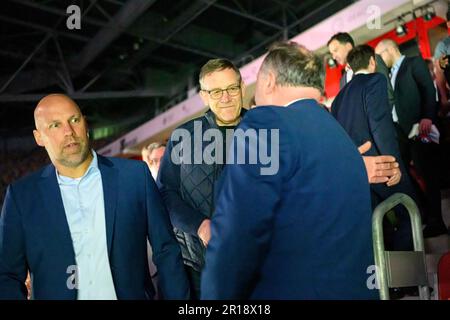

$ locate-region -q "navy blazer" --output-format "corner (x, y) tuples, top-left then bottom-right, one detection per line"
(331, 73), (416, 207)
(339, 56), (394, 107)
(332, 73), (400, 159)
(201, 100), (378, 300)
(0, 155), (189, 300)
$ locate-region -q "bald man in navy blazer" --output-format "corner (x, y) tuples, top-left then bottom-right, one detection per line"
(0, 94), (189, 300)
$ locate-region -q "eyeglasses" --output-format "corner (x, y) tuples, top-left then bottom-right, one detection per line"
(201, 84), (241, 100)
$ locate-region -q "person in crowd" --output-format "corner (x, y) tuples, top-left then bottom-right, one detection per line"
(327, 32), (394, 107)
(142, 142), (166, 180)
(141, 141), (167, 299)
(157, 58), (247, 299)
(433, 8), (450, 118)
(428, 56), (450, 190)
(328, 32), (355, 88)
(331, 44), (416, 250)
(0, 94), (189, 300)
(375, 39), (447, 237)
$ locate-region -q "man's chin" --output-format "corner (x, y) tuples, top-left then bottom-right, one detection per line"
(221, 111), (241, 124)
(219, 117), (240, 126)
(59, 150), (90, 168)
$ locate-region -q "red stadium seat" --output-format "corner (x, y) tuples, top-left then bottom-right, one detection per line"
(438, 252), (450, 300)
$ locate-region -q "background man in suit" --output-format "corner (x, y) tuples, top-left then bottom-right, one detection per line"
(0, 94), (189, 300)
(331, 44), (416, 250)
(433, 7), (450, 118)
(141, 141), (167, 299)
(327, 32), (394, 107)
(375, 39), (447, 237)
(201, 42), (379, 299)
(142, 142), (166, 181)
(328, 32), (355, 89)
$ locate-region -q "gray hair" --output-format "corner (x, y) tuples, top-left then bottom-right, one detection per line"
(260, 41), (324, 93)
(199, 58), (241, 88)
(144, 142), (166, 155)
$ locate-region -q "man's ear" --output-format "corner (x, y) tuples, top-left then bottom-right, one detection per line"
(33, 129), (44, 147)
(346, 43), (353, 52)
(83, 116), (90, 138)
(370, 56), (376, 69)
(265, 70), (276, 95)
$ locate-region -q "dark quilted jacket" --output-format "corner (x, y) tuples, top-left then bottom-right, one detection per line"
(157, 109), (246, 271)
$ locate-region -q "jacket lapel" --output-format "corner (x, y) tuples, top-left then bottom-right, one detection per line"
(340, 70), (347, 89)
(38, 165), (76, 263)
(394, 57), (407, 90)
(97, 155), (118, 257)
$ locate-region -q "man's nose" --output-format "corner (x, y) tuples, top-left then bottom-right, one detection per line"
(63, 122), (75, 135)
(220, 91), (231, 102)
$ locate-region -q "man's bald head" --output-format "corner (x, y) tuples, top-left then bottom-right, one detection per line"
(34, 94), (81, 130)
(375, 39), (401, 68)
(33, 94), (91, 176)
(376, 39), (399, 52)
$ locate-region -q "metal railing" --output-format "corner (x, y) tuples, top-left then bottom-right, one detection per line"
(372, 193), (430, 300)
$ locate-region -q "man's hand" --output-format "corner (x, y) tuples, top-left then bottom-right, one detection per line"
(386, 169), (401, 187)
(197, 219), (211, 247)
(439, 54), (448, 70)
(358, 141), (400, 185)
(419, 118), (432, 136)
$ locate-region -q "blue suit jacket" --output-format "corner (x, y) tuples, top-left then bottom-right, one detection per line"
(0, 155), (189, 300)
(331, 73), (416, 206)
(332, 73), (400, 159)
(201, 100), (378, 300)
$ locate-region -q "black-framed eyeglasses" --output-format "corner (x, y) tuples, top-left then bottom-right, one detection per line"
(201, 84), (241, 100)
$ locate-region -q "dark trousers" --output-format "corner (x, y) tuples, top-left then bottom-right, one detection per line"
(395, 125), (444, 228)
(436, 117), (450, 188)
(185, 265), (201, 300)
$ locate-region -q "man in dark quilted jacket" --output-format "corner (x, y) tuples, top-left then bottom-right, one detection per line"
(157, 58), (246, 299)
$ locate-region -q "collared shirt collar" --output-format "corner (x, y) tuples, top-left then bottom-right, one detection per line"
(284, 98), (308, 107)
(354, 70), (370, 75)
(392, 55), (405, 73)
